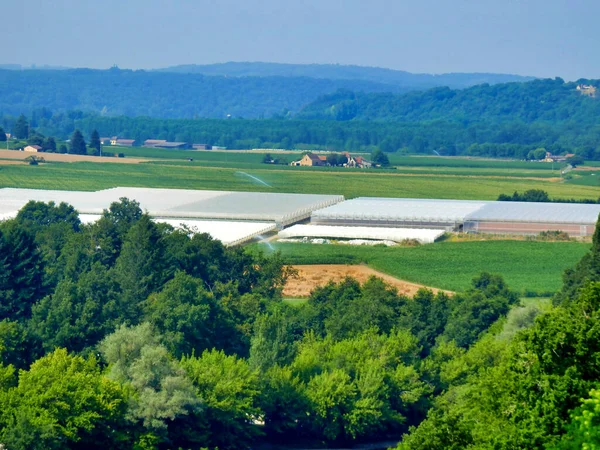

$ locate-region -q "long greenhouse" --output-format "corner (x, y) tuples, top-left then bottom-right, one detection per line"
(463, 202), (600, 236)
(311, 197), (490, 230)
(310, 197), (600, 237)
(0, 187), (344, 227)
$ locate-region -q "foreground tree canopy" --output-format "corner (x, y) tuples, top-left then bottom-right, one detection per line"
(0, 199), (599, 448)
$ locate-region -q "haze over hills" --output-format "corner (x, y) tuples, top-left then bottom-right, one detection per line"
(155, 61), (535, 89)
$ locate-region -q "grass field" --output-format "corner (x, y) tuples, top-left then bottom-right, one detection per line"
(251, 241), (591, 295)
(1, 161), (598, 200)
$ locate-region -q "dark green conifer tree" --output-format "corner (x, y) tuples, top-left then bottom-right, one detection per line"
(88, 129), (101, 155)
(12, 114), (29, 139)
(69, 129), (87, 155)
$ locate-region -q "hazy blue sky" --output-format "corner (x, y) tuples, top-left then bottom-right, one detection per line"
(5, 0), (599, 79)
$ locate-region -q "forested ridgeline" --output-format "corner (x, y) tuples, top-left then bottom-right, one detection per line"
(2, 76), (600, 159)
(0, 198), (599, 449)
(0, 68), (407, 119)
(154, 62), (533, 89)
(298, 77), (600, 123)
(0, 64), (534, 120)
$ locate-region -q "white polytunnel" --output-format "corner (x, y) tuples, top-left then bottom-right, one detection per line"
(278, 224), (445, 244)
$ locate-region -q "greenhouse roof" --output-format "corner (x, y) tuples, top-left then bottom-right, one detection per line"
(312, 197), (490, 223)
(0, 187), (344, 226)
(465, 202), (600, 224)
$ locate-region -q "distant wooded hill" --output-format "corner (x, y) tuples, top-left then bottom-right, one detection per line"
(297, 77), (600, 123)
(0, 68), (406, 119)
(155, 62), (533, 89)
(0, 63), (532, 119)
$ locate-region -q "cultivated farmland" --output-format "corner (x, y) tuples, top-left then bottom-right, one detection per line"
(0, 158), (598, 200)
(251, 240), (591, 295)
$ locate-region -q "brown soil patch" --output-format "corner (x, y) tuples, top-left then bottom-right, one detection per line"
(574, 166), (600, 171)
(0, 150), (148, 164)
(0, 159), (27, 165)
(284, 264), (452, 298)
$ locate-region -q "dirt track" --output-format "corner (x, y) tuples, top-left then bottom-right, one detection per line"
(0, 150), (148, 164)
(283, 264), (452, 297)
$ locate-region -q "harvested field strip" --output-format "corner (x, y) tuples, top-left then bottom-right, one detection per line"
(283, 264), (453, 298)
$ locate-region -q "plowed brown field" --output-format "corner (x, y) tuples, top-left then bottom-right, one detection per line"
(283, 264), (453, 298)
(0, 150), (147, 164)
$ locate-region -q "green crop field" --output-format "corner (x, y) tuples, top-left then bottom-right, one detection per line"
(250, 240), (591, 295)
(0, 160), (598, 200)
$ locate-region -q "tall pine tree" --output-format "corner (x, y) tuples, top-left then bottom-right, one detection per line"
(0, 225), (44, 321)
(69, 129), (87, 155)
(12, 114), (28, 139)
(88, 129), (101, 156)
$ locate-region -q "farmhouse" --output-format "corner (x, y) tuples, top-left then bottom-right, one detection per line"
(154, 142), (191, 149)
(300, 153), (327, 166)
(349, 155), (372, 168)
(143, 139), (192, 149)
(24, 145), (42, 152)
(110, 137), (135, 146)
(542, 151), (574, 163)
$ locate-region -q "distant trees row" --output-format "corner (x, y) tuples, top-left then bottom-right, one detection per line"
(3, 110), (598, 160)
(8, 115), (102, 155)
(497, 189), (600, 204)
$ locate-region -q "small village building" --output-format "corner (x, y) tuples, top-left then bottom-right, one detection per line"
(577, 84), (597, 98)
(24, 145), (42, 152)
(300, 153), (326, 166)
(153, 142), (191, 149)
(116, 139), (135, 147)
(110, 137), (135, 146)
(344, 152), (372, 168)
(143, 139), (168, 147)
(100, 137), (111, 145)
(542, 152), (575, 163)
(192, 144), (210, 150)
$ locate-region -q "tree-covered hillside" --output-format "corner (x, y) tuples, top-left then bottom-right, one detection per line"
(298, 77), (600, 123)
(0, 200), (599, 448)
(156, 61), (533, 89)
(0, 68), (407, 119)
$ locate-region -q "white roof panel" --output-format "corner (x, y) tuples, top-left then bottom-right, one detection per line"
(279, 224), (445, 244)
(0, 187), (344, 226)
(465, 202), (600, 224)
(312, 197), (489, 223)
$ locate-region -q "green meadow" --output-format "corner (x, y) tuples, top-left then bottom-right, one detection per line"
(251, 240), (591, 295)
(0, 159), (598, 200)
